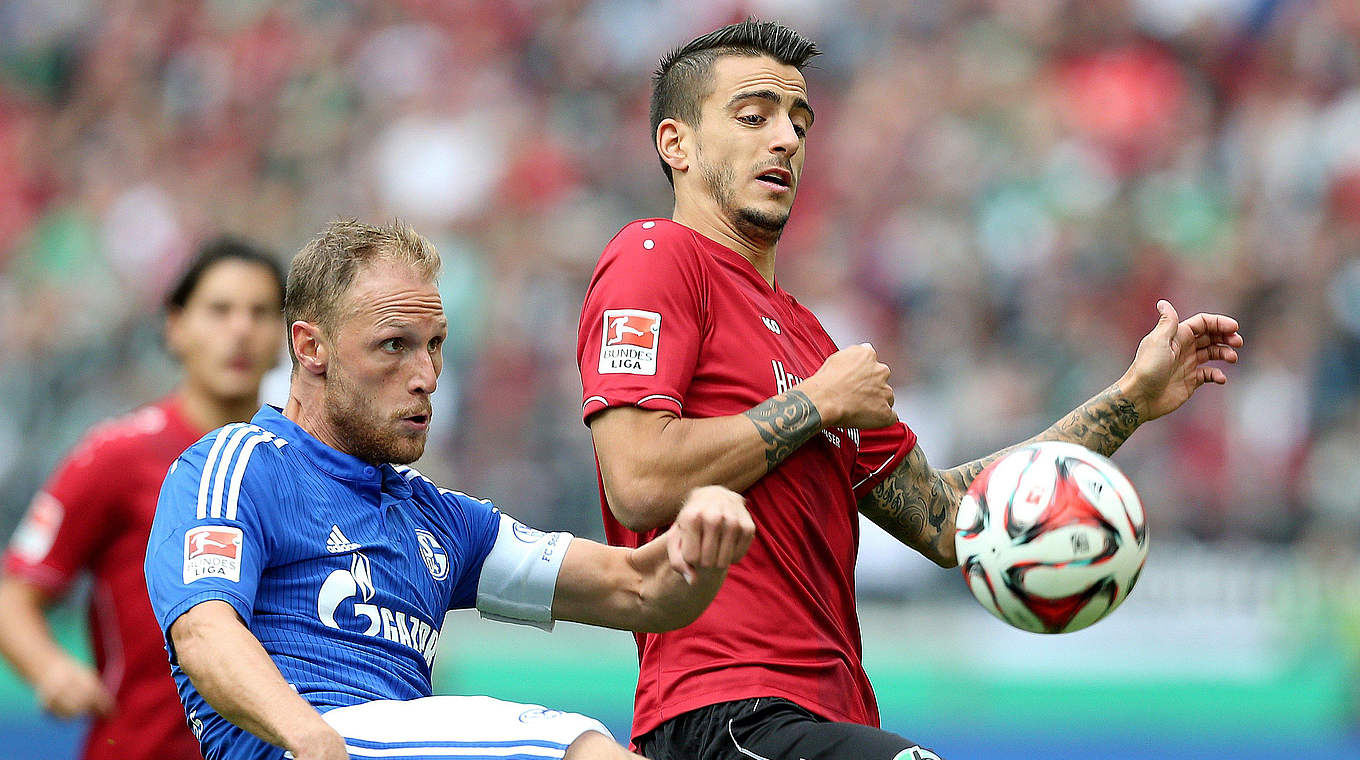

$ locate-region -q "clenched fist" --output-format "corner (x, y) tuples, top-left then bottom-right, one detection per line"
(797, 343), (897, 429)
(667, 486), (756, 585)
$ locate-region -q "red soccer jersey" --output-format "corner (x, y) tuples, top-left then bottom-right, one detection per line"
(577, 219), (917, 741)
(4, 397), (204, 760)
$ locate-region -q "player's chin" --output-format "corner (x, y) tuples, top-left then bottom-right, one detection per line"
(386, 439), (426, 465)
(208, 376), (264, 405)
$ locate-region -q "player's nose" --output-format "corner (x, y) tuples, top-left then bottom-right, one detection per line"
(408, 350), (438, 395)
(770, 117), (801, 156)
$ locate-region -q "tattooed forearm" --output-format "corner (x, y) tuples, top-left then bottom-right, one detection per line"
(859, 385), (1145, 569)
(860, 447), (959, 568)
(1040, 383), (1141, 457)
(743, 390), (823, 472)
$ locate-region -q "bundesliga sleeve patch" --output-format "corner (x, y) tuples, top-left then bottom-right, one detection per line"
(10, 492), (63, 564)
(599, 308), (661, 375)
(183, 526), (244, 584)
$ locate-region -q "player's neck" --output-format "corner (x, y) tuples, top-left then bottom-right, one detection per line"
(177, 384), (260, 433)
(672, 204), (778, 287)
(283, 391), (364, 462)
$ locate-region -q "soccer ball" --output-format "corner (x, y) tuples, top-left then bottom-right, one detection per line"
(954, 441), (1148, 634)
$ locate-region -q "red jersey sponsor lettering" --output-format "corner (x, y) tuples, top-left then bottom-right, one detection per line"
(3, 398), (204, 760)
(577, 220), (917, 741)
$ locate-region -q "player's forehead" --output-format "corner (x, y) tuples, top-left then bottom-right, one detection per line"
(705, 54), (810, 111)
(342, 259), (445, 331)
(190, 259), (280, 304)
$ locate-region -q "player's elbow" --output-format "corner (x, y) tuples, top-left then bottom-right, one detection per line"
(633, 583), (709, 633)
(923, 527), (959, 569)
(929, 545), (959, 569)
(604, 477), (682, 533)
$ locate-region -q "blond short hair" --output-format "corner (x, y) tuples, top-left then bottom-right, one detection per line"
(285, 219), (441, 363)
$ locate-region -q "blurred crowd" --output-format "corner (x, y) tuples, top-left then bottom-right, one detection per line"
(0, 0), (1357, 590)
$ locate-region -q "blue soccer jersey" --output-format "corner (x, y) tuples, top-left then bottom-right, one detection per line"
(145, 406), (524, 760)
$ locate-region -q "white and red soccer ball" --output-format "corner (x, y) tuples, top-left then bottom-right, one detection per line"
(954, 441), (1148, 634)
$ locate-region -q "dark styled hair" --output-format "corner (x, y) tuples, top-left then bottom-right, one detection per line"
(650, 18), (820, 185)
(166, 236), (285, 312)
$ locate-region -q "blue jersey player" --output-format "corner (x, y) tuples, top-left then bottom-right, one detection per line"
(145, 219), (755, 760)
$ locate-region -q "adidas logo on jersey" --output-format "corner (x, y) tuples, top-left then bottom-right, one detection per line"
(326, 525), (361, 553)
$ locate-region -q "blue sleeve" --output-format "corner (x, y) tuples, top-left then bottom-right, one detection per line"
(144, 426), (277, 654)
(440, 489), (502, 610)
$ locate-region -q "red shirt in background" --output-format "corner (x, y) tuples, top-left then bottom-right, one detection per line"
(577, 220), (916, 742)
(4, 397), (204, 760)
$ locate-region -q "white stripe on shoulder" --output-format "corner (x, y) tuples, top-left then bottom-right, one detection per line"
(197, 425), (243, 520)
(435, 486), (493, 505)
(391, 463), (491, 504)
(209, 426), (257, 518)
(583, 395), (608, 409)
(225, 432), (273, 521)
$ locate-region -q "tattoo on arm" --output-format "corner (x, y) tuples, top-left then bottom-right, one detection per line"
(860, 446), (959, 567)
(858, 384), (1144, 568)
(743, 390), (822, 472)
(1042, 384), (1141, 458)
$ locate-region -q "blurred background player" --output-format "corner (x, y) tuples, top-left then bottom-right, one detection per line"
(577, 19), (1240, 760)
(0, 237), (285, 760)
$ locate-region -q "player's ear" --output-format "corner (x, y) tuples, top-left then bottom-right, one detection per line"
(657, 118), (690, 175)
(291, 321), (328, 376)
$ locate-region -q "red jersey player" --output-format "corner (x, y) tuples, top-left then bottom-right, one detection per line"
(0, 238), (285, 760)
(577, 19), (1244, 760)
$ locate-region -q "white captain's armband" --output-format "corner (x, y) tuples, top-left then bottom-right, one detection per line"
(475, 513), (572, 631)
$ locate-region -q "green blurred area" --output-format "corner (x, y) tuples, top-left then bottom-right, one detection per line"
(3, 578), (1356, 756)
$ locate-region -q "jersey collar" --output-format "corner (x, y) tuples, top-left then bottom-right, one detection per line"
(250, 405), (398, 493)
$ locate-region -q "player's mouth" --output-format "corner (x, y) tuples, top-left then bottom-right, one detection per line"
(754, 167), (792, 192)
(399, 411), (432, 431)
(226, 355), (254, 372)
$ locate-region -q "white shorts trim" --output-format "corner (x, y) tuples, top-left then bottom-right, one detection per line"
(319, 695), (612, 759)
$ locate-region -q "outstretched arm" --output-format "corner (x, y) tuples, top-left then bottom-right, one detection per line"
(591, 344), (897, 532)
(860, 300), (1242, 568)
(551, 486), (754, 632)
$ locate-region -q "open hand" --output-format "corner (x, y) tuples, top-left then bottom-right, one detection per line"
(1119, 300), (1243, 422)
(666, 486), (755, 585)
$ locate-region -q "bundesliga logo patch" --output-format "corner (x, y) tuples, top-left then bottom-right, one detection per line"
(184, 526), (243, 584)
(11, 492), (63, 564)
(600, 309), (660, 375)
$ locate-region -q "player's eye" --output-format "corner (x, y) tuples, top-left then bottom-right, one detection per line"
(792, 122), (807, 138)
(428, 335), (444, 352)
(380, 338), (403, 352)
(737, 113), (764, 126)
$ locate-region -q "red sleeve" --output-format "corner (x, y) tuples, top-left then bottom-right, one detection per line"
(3, 432), (122, 596)
(577, 220), (706, 422)
(850, 422), (918, 500)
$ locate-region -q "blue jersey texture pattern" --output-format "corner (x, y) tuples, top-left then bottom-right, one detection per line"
(145, 405), (501, 760)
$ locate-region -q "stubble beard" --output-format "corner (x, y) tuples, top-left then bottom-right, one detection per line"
(699, 155), (790, 246)
(323, 365), (426, 466)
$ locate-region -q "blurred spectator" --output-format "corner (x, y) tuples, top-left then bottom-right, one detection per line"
(0, 0), (1357, 601)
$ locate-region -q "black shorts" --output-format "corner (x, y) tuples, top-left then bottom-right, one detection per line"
(634, 697), (943, 760)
